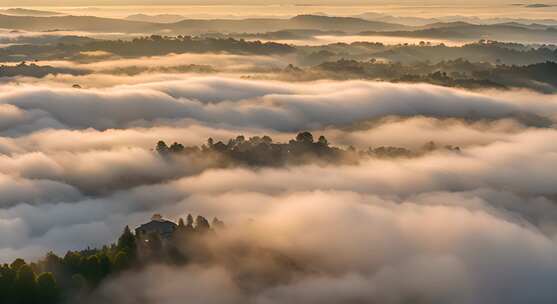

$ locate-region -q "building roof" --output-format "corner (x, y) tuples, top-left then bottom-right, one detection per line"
(135, 219), (177, 237)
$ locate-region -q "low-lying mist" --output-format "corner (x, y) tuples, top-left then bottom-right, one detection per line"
(1, 76), (557, 303)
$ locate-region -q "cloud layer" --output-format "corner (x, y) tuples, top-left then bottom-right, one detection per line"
(1, 76), (557, 303)
(0, 77), (556, 136)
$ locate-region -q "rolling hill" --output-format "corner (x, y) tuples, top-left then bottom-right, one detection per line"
(0, 14), (411, 34)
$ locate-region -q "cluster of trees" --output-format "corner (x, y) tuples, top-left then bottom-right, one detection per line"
(157, 132), (348, 167)
(105, 63), (216, 76)
(0, 262), (60, 304)
(281, 59), (557, 92)
(297, 41), (557, 66)
(0, 214), (221, 304)
(6, 56), (556, 92)
(0, 35), (295, 62)
(81, 35), (295, 57)
(156, 132), (460, 167)
(2, 33), (555, 68)
(0, 61), (86, 78)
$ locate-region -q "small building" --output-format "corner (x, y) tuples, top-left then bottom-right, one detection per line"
(135, 214), (177, 239)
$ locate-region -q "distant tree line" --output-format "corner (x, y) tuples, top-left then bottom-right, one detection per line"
(1, 36), (555, 67)
(297, 40), (557, 66)
(0, 61), (86, 78)
(6, 58), (557, 93)
(280, 59), (557, 93)
(0, 35), (295, 62)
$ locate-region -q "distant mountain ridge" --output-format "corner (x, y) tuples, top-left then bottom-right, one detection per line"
(354, 11), (557, 27)
(0, 13), (555, 45)
(126, 13), (186, 23)
(361, 22), (557, 44)
(0, 13), (411, 34)
(0, 8), (63, 17)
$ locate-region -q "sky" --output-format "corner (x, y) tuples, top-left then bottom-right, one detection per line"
(0, 1), (555, 20)
(0, 0), (543, 6)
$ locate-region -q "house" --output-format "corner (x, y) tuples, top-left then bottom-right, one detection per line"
(135, 214), (177, 239)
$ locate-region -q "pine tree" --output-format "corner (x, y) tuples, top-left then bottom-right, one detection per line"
(117, 226), (137, 259)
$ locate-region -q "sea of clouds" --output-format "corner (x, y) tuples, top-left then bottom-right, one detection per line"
(1, 76), (557, 303)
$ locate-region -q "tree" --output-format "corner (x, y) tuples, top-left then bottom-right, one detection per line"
(81, 255), (100, 285)
(156, 141), (169, 154)
(296, 132), (314, 144)
(43, 252), (63, 278)
(262, 135), (273, 145)
(117, 226), (137, 258)
(318, 135), (329, 146)
(195, 216), (211, 233)
(0, 264), (16, 303)
(97, 253), (111, 280)
(113, 251), (131, 272)
(14, 265), (36, 304)
(70, 273), (86, 294)
(63, 251), (82, 274)
(36, 273), (60, 304)
(212, 217), (225, 229)
(10, 258), (26, 271)
(178, 218), (185, 228)
(170, 142), (184, 153)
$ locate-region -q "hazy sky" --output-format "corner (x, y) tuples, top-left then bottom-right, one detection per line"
(1, 1), (555, 20)
(0, 0), (540, 6)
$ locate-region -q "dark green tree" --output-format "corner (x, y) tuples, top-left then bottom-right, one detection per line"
(81, 255), (100, 285)
(10, 258), (26, 271)
(36, 272), (60, 304)
(43, 252), (63, 278)
(117, 226), (137, 259)
(113, 251), (131, 272)
(97, 253), (112, 280)
(0, 264), (16, 303)
(63, 251), (82, 274)
(14, 265), (36, 304)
